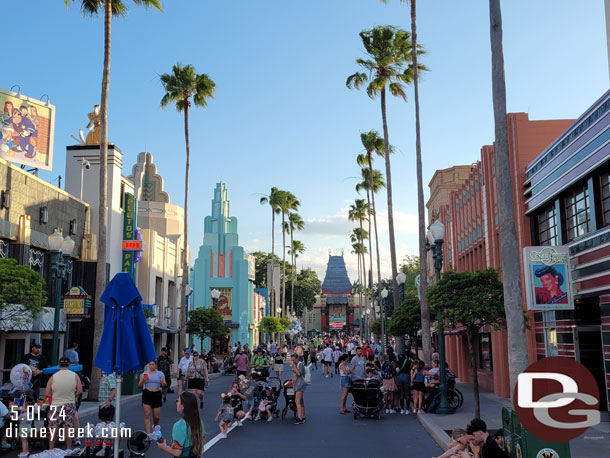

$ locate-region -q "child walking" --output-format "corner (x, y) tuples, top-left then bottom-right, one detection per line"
(411, 360), (425, 414)
(214, 394), (234, 439)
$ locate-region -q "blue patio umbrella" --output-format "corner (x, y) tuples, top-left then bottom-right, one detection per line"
(94, 273), (156, 458)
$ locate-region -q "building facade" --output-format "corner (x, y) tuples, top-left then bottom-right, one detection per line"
(524, 89), (610, 412)
(429, 113), (574, 397)
(0, 157), (96, 378)
(319, 254), (355, 333)
(191, 183), (261, 351)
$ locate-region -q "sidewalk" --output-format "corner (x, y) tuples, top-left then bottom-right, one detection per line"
(417, 382), (610, 458)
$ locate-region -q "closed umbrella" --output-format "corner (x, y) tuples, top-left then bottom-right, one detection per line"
(94, 273), (156, 458)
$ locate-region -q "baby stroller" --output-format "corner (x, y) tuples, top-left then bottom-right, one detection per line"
(221, 357), (236, 376)
(281, 379), (298, 420)
(351, 378), (383, 420)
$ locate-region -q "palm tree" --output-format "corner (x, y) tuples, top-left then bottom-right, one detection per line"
(278, 191), (300, 319)
(355, 130), (387, 325)
(489, 0), (529, 392)
(349, 200), (369, 334)
(160, 63), (215, 353)
(289, 240), (305, 270)
(347, 29), (427, 328)
(379, 0), (431, 361)
(260, 188), (283, 317)
(64, 0), (162, 400)
(286, 213), (305, 315)
(350, 227), (368, 336)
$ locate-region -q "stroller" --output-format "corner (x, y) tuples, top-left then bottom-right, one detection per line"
(281, 379), (297, 420)
(351, 378), (383, 420)
(251, 377), (281, 420)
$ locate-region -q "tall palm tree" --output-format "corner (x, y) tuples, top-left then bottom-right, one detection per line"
(278, 191), (300, 319)
(349, 200), (369, 333)
(350, 227), (368, 336)
(380, 0), (431, 360)
(260, 187), (283, 317)
(288, 239), (305, 315)
(489, 0), (529, 392)
(160, 63), (216, 352)
(347, 30), (427, 327)
(355, 130), (387, 326)
(65, 0), (162, 400)
(286, 212), (305, 315)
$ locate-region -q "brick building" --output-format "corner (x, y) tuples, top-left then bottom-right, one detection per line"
(524, 89), (610, 412)
(429, 113), (573, 397)
(0, 157), (96, 378)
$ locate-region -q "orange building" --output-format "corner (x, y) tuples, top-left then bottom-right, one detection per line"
(430, 113), (573, 397)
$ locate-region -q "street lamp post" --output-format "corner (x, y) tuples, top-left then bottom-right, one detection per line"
(211, 288), (220, 354)
(48, 228), (75, 366)
(427, 220), (453, 415)
(380, 288), (388, 352)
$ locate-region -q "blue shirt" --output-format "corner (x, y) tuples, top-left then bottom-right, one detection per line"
(64, 349), (79, 363)
(171, 419), (205, 457)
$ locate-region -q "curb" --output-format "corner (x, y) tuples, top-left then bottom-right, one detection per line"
(417, 413), (451, 451)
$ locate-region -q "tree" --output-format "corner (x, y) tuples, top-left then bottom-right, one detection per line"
(259, 316), (283, 334)
(279, 317), (292, 333)
(65, 0), (162, 401)
(286, 213), (304, 315)
(278, 191), (299, 320)
(427, 269), (505, 419)
(250, 251), (281, 288)
(400, 255), (420, 297)
(0, 259), (46, 329)
(160, 63), (216, 353)
(287, 268), (321, 318)
(186, 307), (225, 352)
(347, 26), (427, 322)
(489, 0), (529, 393)
(387, 292), (423, 346)
(349, 198), (369, 332)
(380, 0), (431, 366)
(260, 188), (284, 316)
(369, 318), (381, 337)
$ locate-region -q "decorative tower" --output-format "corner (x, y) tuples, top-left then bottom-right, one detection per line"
(192, 183), (257, 351)
(320, 254), (354, 333)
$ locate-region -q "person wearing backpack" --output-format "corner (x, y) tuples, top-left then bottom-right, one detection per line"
(290, 354), (307, 424)
(381, 357), (398, 413)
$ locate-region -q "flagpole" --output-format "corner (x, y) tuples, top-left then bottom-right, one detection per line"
(114, 374), (122, 458)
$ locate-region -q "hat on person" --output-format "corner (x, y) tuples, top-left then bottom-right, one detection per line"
(59, 357), (70, 367)
(33, 342), (42, 348)
(184, 348), (191, 354)
(161, 347), (167, 352)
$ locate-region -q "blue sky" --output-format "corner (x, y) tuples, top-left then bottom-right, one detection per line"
(4, 0), (609, 280)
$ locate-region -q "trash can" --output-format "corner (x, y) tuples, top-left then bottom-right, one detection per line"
(502, 407), (515, 457)
(507, 408), (571, 458)
(120, 370), (142, 395)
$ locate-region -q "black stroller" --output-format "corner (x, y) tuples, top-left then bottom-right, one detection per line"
(351, 378), (383, 420)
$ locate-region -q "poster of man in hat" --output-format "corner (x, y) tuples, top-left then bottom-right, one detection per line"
(0, 88), (55, 170)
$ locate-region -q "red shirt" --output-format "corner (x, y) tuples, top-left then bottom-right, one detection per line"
(362, 347), (373, 358)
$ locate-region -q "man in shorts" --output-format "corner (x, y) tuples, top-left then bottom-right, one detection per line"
(46, 357), (82, 450)
(98, 369), (117, 424)
(322, 344), (333, 378)
(177, 348), (192, 395)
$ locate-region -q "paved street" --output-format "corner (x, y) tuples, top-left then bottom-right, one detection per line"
(8, 367), (441, 457)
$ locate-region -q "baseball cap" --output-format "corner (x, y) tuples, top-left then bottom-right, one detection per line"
(33, 342), (42, 348)
(184, 348), (191, 354)
(161, 347), (167, 352)
(59, 357), (70, 367)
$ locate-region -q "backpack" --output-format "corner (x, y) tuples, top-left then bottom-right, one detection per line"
(304, 363), (312, 385)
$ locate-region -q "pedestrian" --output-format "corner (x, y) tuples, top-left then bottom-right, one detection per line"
(269, 340), (277, 355)
(290, 354), (306, 424)
(381, 357), (398, 414)
(250, 349), (271, 379)
(322, 344), (333, 378)
(433, 428), (473, 458)
(332, 346), (342, 375)
(301, 341), (309, 366)
(177, 349), (192, 395)
(395, 354), (411, 415)
(273, 351), (284, 380)
(63, 343), (79, 364)
(234, 349), (249, 378)
(467, 418), (509, 458)
(186, 351), (209, 409)
(309, 347), (318, 371)
(338, 354), (351, 414)
(138, 360), (166, 433)
(350, 347), (366, 381)
(238, 375), (256, 420)
(230, 382), (247, 424)
(157, 347), (174, 402)
(98, 369), (117, 424)
(215, 393), (234, 438)
(20, 342), (48, 400)
(46, 357), (82, 450)
(411, 360), (425, 414)
(156, 391), (205, 457)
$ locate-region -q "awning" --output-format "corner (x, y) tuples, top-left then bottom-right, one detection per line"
(154, 325), (179, 334)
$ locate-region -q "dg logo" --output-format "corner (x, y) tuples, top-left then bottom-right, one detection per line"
(514, 356), (600, 442)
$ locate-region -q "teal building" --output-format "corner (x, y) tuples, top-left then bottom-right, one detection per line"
(192, 183), (260, 353)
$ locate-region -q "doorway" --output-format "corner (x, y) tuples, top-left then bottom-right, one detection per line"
(575, 326), (608, 413)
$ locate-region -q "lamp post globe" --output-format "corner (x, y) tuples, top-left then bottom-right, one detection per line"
(48, 229), (72, 366)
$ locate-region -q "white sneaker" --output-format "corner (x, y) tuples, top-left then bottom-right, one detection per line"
(254, 414), (261, 421)
(390, 409), (396, 414)
(244, 412), (251, 420)
(221, 433), (227, 439)
(385, 409), (389, 414)
(404, 409), (411, 415)
(237, 420), (243, 427)
(267, 415), (273, 422)
(400, 409), (405, 414)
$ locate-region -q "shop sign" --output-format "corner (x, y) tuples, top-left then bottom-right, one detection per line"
(62, 286), (91, 321)
(523, 246), (574, 311)
(122, 193), (142, 280)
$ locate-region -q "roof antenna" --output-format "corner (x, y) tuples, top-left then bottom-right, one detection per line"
(341, 249), (344, 256)
(329, 249), (331, 257)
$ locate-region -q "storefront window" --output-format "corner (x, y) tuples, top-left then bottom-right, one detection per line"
(564, 184), (590, 241)
(601, 170), (610, 227)
(536, 203), (557, 246)
(479, 333), (492, 371)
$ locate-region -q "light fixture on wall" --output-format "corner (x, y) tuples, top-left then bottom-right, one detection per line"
(0, 190), (9, 209)
(69, 219), (77, 236)
(39, 206), (48, 224)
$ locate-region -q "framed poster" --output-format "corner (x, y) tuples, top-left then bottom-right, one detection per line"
(0, 89), (55, 170)
(523, 246), (574, 310)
